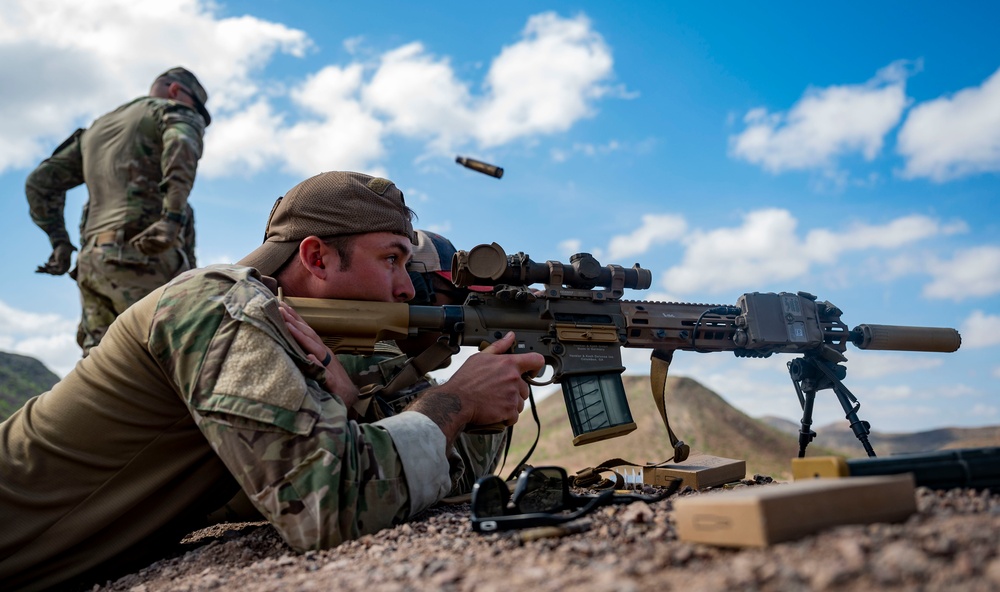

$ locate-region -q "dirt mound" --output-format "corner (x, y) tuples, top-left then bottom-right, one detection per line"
(95, 482), (1000, 592)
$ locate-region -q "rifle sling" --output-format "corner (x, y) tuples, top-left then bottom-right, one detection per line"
(384, 339), (456, 393)
(357, 339), (457, 407)
(352, 339), (454, 418)
(650, 349), (690, 464)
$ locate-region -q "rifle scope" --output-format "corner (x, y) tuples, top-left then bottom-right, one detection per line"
(452, 243), (652, 291)
(850, 324), (961, 352)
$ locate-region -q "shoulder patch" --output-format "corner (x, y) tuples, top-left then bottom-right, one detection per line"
(213, 322), (307, 410)
(366, 177), (394, 195)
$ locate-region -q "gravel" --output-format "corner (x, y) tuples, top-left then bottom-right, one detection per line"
(93, 479), (1000, 592)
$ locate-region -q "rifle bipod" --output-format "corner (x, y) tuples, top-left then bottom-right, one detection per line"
(787, 354), (876, 458)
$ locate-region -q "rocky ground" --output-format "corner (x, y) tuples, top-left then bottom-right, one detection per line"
(90, 477), (1000, 592)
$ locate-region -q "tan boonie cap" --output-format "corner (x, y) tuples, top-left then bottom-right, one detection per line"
(238, 171), (414, 276)
(158, 66), (211, 126)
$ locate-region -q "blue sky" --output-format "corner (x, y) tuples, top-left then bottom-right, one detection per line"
(1, 1), (997, 433)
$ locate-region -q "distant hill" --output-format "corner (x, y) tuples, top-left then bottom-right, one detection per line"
(506, 374), (845, 480)
(0, 351), (59, 420)
(760, 415), (1000, 458)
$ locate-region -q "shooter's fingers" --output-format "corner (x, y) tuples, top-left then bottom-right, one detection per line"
(480, 331), (517, 354)
(481, 332), (545, 374)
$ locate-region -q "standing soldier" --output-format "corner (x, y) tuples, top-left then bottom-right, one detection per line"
(26, 67), (210, 355)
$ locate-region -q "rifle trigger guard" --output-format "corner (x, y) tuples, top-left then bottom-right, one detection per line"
(523, 374), (554, 387)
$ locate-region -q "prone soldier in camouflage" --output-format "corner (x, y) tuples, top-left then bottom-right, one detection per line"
(25, 67), (210, 355)
(209, 230), (504, 524)
(0, 171), (543, 591)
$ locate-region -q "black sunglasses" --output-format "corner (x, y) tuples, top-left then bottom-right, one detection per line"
(470, 466), (679, 533)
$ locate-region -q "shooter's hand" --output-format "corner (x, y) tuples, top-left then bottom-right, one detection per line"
(411, 332), (544, 444)
(279, 301), (361, 409)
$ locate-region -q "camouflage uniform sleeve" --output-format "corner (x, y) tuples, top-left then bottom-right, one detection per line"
(158, 104), (204, 216)
(148, 267), (452, 551)
(181, 202), (197, 267)
(339, 349), (507, 496)
(25, 128), (85, 248)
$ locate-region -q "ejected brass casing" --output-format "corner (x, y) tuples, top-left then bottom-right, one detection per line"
(456, 156), (503, 178)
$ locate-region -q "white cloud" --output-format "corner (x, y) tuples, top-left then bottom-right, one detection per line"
(970, 403), (998, 419)
(476, 12), (615, 147)
(606, 214), (687, 260)
(843, 353), (943, 379)
(729, 61), (915, 174)
(200, 63), (389, 178)
(198, 100), (286, 177)
(897, 66), (1000, 181)
(558, 239), (583, 257)
(804, 214), (965, 264)
(0, 0), (310, 174)
(661, 209), (965, 295)
(959, 310), (1000, 348)
(2, 4), (618, 178)
(0, 299), (79, 376)
(220, 10), (617, 176)
(865, 384), (913, 402)
(923, 246), (1000, 300)
(659, 209), (806, 294)
(363, 43), (474, 149)
(550, 140), (623, 163)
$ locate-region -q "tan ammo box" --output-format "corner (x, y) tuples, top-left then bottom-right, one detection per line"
(636, 454), (746, 490)
(673, 473), (916, 547)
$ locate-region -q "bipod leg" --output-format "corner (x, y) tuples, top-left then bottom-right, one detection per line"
(832, 383), (876, 458)
(797, 389), (818, 458)
(787, 358), (818, 458)
(813, 361), (877, 458)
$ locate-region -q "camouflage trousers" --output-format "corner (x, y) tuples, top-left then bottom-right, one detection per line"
(75, 240), (191, 355)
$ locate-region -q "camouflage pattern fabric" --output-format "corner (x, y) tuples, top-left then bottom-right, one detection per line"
(75, 239), (190, 351)
(339, 349), (507, 496)
(151, 265), (452, 550)
(0, 264), (453, 590)
(25, 96), (205, 355)
(181, 202), (197, 268)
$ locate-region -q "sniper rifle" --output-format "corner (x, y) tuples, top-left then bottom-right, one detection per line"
(283, 243), (961, 460)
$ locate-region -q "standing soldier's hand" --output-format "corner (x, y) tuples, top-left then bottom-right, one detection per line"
(35, 242), (76, 275)
(130, 217), (182, 255)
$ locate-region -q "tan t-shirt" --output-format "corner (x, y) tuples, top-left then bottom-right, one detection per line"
(0, 286), (237, 591)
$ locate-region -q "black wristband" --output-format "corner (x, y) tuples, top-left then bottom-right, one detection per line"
(164, 211), (186, 224)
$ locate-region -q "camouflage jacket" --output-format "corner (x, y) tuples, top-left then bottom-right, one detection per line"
(0, 265), (452, 590)
(151, 266), (454, 545)
(25, 96), (205, 248)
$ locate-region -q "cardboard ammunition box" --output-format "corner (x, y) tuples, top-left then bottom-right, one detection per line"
(673, 474), (916, 547)
(792, 456), (850, 480)
(636, 454), (747, 490)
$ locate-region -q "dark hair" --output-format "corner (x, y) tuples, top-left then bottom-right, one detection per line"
(323, 235), (356, 271)
(272, 234), (358, 278)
